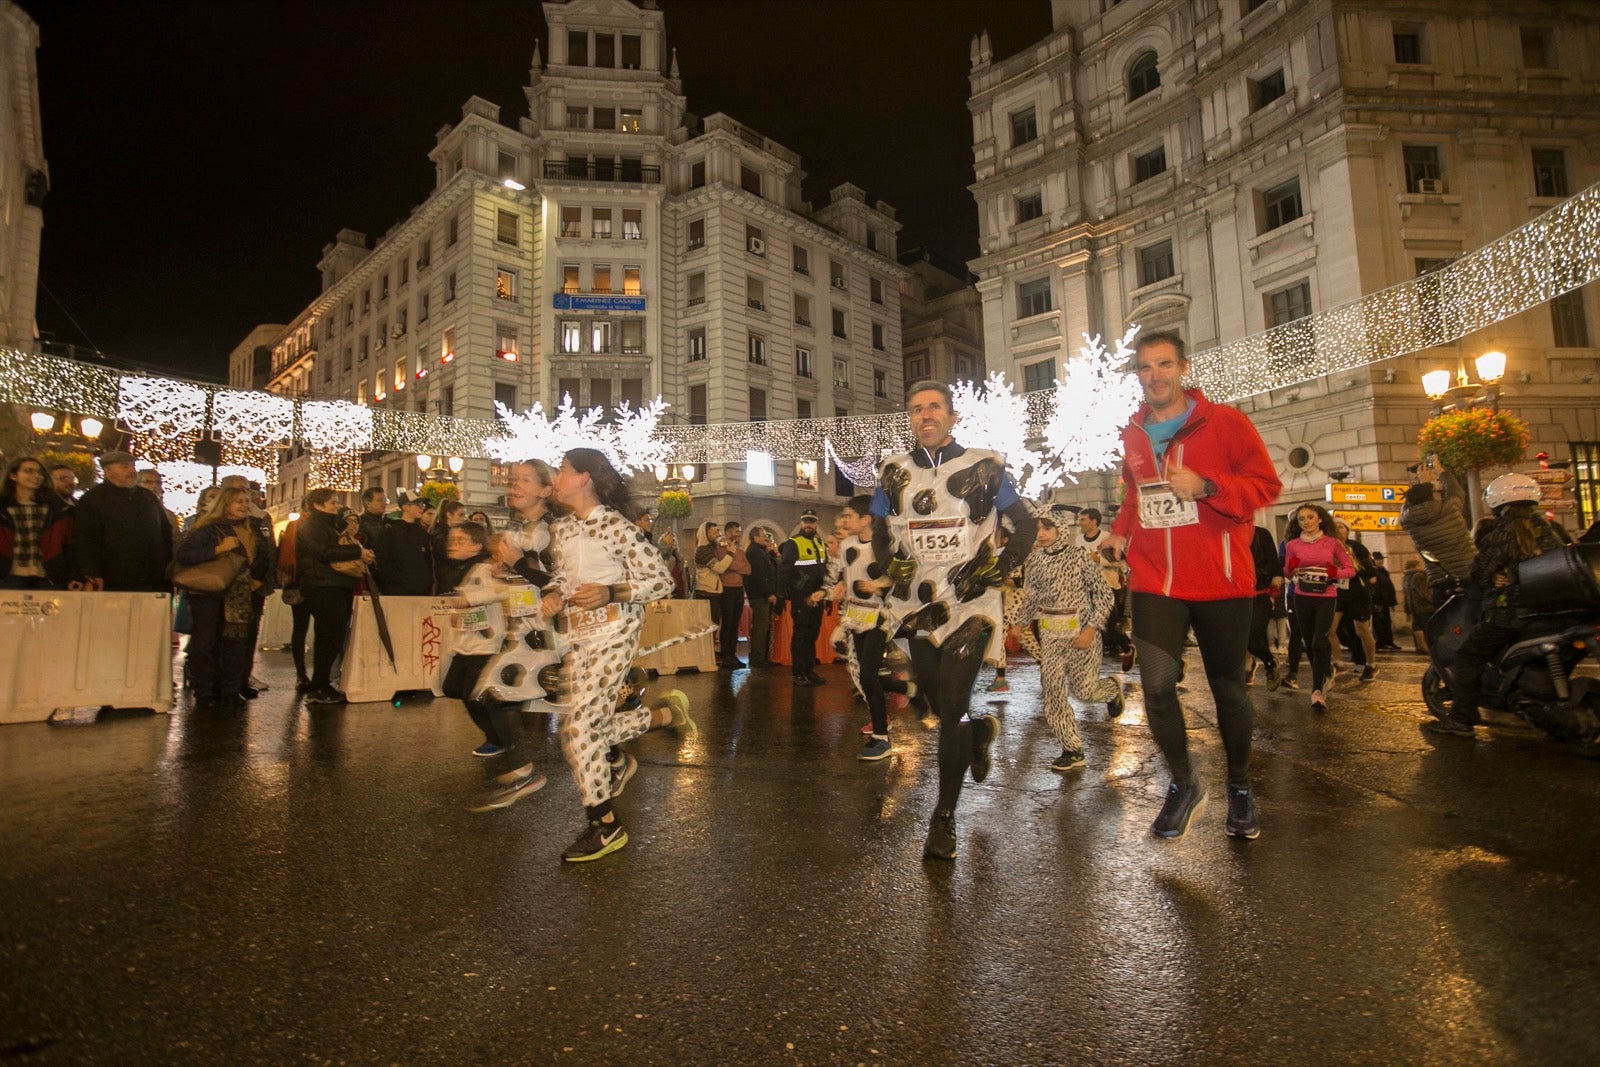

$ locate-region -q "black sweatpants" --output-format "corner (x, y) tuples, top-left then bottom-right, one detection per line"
(301, 585), (354, 692)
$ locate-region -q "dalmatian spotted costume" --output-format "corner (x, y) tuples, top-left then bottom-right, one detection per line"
(544, 506), (674, 810)
(1014, 538), (1120, 755)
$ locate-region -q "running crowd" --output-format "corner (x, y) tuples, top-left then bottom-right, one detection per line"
(5, 327), (1583, 861)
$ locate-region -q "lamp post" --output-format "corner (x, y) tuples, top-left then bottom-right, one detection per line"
(1421, 350), (1511, 524)
(654, 462), (696, 577)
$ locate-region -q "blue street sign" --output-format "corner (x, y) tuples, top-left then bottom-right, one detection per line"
(553, 294), (646, 312)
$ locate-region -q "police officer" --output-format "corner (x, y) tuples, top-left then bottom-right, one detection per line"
(779, 509), (829, 686)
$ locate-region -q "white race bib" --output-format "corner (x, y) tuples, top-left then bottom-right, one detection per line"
(562, 602), (623, 638)
(505, 585), (540, 618)
(1138, 482), (1199, 529)
(841, 599), (881, 632)
(908, 518), (969, 565)
(452, 606), (489, 630)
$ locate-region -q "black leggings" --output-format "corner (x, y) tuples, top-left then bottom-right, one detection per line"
(289, 599), (312, 677)
(1248, 592), (1277, 670)
(1129, 592), (1255, 789)
(301, 585), (354, 691)
(1292, 595), (1336, 692)
(718, 587), (746, 662)
(443, 652), (522, 750)
(852, 629), (893, 735)
(909, 618), (991, 813)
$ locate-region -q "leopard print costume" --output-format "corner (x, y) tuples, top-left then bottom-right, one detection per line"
(546, 506), (674, 808)
(1015, 541), (1120, 754)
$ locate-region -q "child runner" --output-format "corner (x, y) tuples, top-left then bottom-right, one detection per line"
(833, 495), (911, 761)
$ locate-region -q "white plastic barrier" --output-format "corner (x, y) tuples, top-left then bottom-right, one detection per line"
(341, 595), (457, 704)
(258, 591), (295, 649)
(0, 591), (174, 722)
(635, 599), (718, 674)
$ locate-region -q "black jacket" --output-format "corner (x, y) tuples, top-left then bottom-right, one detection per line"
(1250, 526), (1280, 594)
(373, 517), (434, 596)
(69, 483), (173, 591)
(296, 509), (365, 591)
(357, 511), (387, 548)
(745, 543), (779, 599)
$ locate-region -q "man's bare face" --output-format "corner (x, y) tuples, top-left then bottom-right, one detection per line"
(908, 389), (957, 450)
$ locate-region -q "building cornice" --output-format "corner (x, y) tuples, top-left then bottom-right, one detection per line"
(669, 184), (910, 279)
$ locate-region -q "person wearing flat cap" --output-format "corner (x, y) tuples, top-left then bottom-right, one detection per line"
(372, 489), (435, 596)
(68, 450), (173, 591)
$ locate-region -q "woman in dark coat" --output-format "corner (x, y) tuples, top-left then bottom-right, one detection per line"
(176, 486), (273, 708)
(295, 488), (374, 705)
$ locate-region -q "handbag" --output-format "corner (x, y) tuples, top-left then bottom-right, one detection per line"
(331, 559), (367, 578)
(172, 553), (247, 594)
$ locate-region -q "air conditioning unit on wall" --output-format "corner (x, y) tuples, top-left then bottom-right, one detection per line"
(748, 237), (765, 255)
(1416, 178), (1446, 195)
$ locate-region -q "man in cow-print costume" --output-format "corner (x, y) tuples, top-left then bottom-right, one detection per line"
(1011, 511), (1125, 773)
(871, 380), (1037, 860)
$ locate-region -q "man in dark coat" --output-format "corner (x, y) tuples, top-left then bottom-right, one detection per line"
(372, 489), (434, 595)
(357, 486), (389, 548)
(1370, 551), (1401, 651)
(744, 527), (781, 666)
(69, 450), (173, 592)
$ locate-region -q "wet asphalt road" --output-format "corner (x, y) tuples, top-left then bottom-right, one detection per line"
(3, 643), (1599, 1066)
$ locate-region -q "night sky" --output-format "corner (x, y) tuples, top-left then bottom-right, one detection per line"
(28, 0), (1053, 380)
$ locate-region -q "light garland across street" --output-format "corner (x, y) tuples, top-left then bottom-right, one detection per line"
(3, 181), (1598, 486)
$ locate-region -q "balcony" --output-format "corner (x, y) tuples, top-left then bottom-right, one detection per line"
(544, 160), (662, 184)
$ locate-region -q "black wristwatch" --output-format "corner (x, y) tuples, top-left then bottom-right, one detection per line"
(1201, 479), (1219, 499)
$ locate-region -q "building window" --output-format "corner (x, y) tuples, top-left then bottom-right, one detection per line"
(1522, 27), (1553, 68)
(870, 278), (884, 305)
(687, 217), (705, 251)
(798, 399), (813, 420)
(873, 369), (887, 398)
(907, 356), (927, 379)
(1137, 240), (1175, 287)
(592, 208), (613, 239)
(418, 240), (431, 269)
(750, 387), (768, 422)
(394, 356), (407, 391)
(689, 384), (707, 425)
(447, 215), (459, 247)
(562, 320), (582, 354)
(1572, 441), (1600, 527)
(494, 383), (517, 419)
(795, 459), (818, 491)
(688, 327), (707, 362)
(1023, 359), (1055, 392)
(832, 307), (847, 339)
(395, 308), (407, 336)
(497, 210), (519, 245)
(745, 224), (765, 254)
(687, 272), (706, 307)
(362, 288), (371, 315)
(621, 33), (642, 69)
(359, 335), (368, 362)
(794, 293), (812, 327)
(1133, 145), (1167, 184)
(562, 264), (580, 294)
(793, 244), (810, 275)
(741, 165), (762, 196)
(568, 30), (588, 66)
(419, 292), (430, 321)
(748, 332), (766, 365)
(345, 303), (354, 326)
(871, 322), (885, 350)
(593, 31), (615, 68)
(623, 266), (641, 296)
(830, 260), (847, 290)
(1261, 178), (1304, 232)
(1015, 191), (1043, 223)
(441, 326), (456, 362)
(1016, 277), (1053, 318)
(1250, 69), (1287, 111)
(747, 275), (765, 311)
(620, 108), (642, 134)
(1403, 144), (1443, 193)
(379, 273), (390, 300)
(866, 228), (879, 252)
(796, 346), (813, 378)
(445, 272), (457, 302)
(592, 265), (611, 294)
(1533, 148), (1569, 198)
(1552, 289), (1590, 348)
(1009, 105), (1038, 148)
(567, 106), (589, 128)
(561, 205), (582, 238)
(1128, 51), (1161, 100)
(690, 160), (706, 188)
(376, 319), (388, 350)
(833, 358), (850, 389)
(358, 378), (368, 406)
(1267, 279), (1313, 326)
(590, 321), (613, 354)
(621, 319), (643, 354)
(1393, 22), (1424, 64)
(496, 268), (517, 301)
(623, 208), (643, 239)
(343, 345), (352, 371)
(399, 259), (409, 286)
(496, 325), (520, 362)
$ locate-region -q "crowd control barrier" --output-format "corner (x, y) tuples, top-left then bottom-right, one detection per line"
(341, 595), (457, 704)
(258, 591), (295, 649)
(0, 590), (174, 722)
(635, 599), (718, 674)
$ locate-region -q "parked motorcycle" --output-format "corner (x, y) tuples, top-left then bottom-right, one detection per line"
(1422, 542), (1600, 755)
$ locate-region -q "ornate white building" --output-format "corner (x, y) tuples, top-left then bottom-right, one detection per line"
(262, 0), (907, 523)
(969, 0), (1600, 538)
(0, 0), (45, 353)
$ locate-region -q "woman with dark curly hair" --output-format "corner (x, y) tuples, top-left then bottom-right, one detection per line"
(1283, 503), (1355, 714)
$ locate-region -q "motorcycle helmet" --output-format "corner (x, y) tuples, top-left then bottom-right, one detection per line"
(1483, 473), (1540, 512)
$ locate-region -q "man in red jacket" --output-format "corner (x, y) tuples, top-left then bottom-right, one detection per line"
(1100, 331), (1281, 841)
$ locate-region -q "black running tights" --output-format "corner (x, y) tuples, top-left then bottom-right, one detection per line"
(909, 618), (991, 813)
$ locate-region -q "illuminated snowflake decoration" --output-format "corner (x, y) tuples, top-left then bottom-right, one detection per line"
(825, 438), (881, 488)
(211, 390), (295, 448)
(222, 444), (281, 484)
(301, 401), (373, 452)
(117, 377), (207, 436)
(487, 394), (670, 475)
(1042, 326), (1145, 483)
(950, 372), (1061, 498)
(155, 460), (215, 516)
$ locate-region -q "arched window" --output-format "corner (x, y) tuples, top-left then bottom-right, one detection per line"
(1128, 51), (1161, 100)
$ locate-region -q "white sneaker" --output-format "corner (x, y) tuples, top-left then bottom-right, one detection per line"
(249, 674), (270, 691)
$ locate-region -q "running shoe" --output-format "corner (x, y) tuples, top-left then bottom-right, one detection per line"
(806, 672), (827, 686)
(609, 753), (638, 797)
(1311, 690), (1327, 713)
(987, 675), (1010, 693)
(562, 820), (628, 862)
(969, 714), (1000, 783)
(1120, 650), (1136, 673)
(1360, 665), (1379, 683)
(1151, 781), (1207, 838)
(1423, 716), (1476, 738)
(858, 736), (891, 761)
(1225, 786), (1260, 840)
(1106, 682), (1126, 719)
(923, 809), (957, 860)
(1245, 661), (1257, 686)
(1282, 676), (1300, 690)
(1265, 661), (1282, 692)
(860, 722), (875, 735)
(469, 772), (547, 812)
(663, 690), (696, 737)
(306, 687), (346, 705)
(1050, 749), (1086, 772)
(472, 742), (504, 758)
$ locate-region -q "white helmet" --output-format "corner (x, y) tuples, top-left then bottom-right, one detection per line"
(1483, 473), (1540, 512)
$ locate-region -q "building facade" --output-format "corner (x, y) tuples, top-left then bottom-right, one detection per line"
(899, 248), (987, 388)
(261, 0), (908, 526)
(0, 0), (46, 353)
(969, 0), (1600, 540)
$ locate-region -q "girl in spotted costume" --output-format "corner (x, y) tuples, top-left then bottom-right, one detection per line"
(1013, 512), (1124, 772)
(539, 447), (676, 862)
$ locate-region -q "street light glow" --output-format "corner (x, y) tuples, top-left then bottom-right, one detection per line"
(1475, 350), (1507, 383)
(1421, 369), (1452, 398)
(30, 411), (54, 432)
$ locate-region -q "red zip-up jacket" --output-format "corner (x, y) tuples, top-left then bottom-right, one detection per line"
(1111, 389), (1281, 601)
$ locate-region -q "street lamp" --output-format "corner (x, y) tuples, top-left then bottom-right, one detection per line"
(415, 453), (463, 485)
(1422, 349), (1507, 414)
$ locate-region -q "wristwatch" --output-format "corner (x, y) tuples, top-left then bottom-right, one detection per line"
(1201, 479), (1219, 499)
